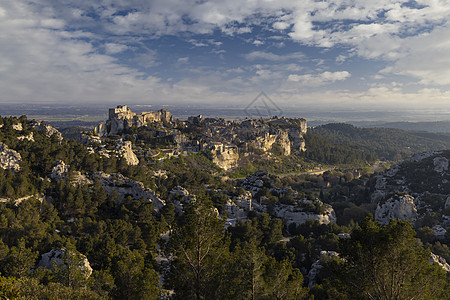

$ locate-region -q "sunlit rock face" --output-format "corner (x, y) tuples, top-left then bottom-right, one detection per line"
(98, 105), (174, 136)
(116, 140), (139, 166)
(31, 121), (63, 141)
(0, 142), (21, 171)
(430, 253), (450, 272)
(50, 160), (69, 181)
(375, 194), (418, 225)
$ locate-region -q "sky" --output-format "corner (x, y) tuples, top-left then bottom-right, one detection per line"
(1, 0), (450, 118)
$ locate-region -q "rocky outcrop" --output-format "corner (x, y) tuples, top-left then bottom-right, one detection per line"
(17, 132), (34, 141)
(430, 253), (450, 272)
(116, 140), (139, 166)
(274, 199), (336, 227)
(38, 248), (93, 279)
(411, 151), (442, 162)
(0, 194), (44, 206)
(0, 142), (21, 171)
(12, 123), (23, 131)
(31, 121), (63, 141)
(375, 194), (418, 225)
(433, 157), (449, 173)
(433, 225), (447, 239)
(71, 171), (93, 186)
(50, 160), (69, 181)
(98, 105), (174, 136)
(308, 251), (339, 287)
(94, 172), (165, 211)
(225, 199), (249, 227)
(212, 145), (239, 171)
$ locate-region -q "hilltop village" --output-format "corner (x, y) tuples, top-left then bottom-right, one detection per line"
(88, 105), (307, 170)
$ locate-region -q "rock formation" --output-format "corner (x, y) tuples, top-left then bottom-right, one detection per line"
(0, 142), (21, 171)
(38, 248), (93, 279)
(430, 252), (450, 272)
(94, 172), (165, 211)
(17, 132), (34, 141)
(433, 156), (449, 173)
(116, 140), (139, 166)
(97, 105), (174, 136)
(375, 194), (418, 225)
(12, 123), (23, 131)
(274, 199), (336, 227)
(31, 121), (63, 141)
(211, 145), (239, 171)
(50, 160), (69, 181)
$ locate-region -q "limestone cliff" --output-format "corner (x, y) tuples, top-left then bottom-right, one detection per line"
(116, 140), (139, 166)
(211, 145), (239, 171)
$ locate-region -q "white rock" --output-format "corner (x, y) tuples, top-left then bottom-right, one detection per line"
(50, 160), (69, 181)
(17, 132), (34, 141)
(445, 196), (450, 209)
(274, 199), (336, 227)
(31, 121), (63, 141)
(0, 142), (21, 171)
(39, 248), (93, 279)
(116, 140), (139, 165)
(433, 225), (447, 239)
(433, 157), (449, 173)
(94, 172), (165, 211)
(430, 253), (450, 272)
(12, 123), (23, 131)
(375, 194), (418, 225)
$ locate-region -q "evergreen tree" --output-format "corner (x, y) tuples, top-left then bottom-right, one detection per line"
(327, 217), (449, 299)
(165, 197), (228, 300)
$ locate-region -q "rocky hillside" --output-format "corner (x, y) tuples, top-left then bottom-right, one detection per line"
(369, 151), (450, 235)
(88, 105), (307, 171)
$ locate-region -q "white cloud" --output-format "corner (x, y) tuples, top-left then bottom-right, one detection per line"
(1, 0), (450, 109)
(177, 57), (189, 63)
(288, 71), (350, 86)
(104, 43), (128, 54)
(272, 21), (290, 30)
(245, 51), (304, 62)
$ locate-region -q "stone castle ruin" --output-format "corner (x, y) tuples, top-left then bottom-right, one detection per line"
(95, 105), (173, 136)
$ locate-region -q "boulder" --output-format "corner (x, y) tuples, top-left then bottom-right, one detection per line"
(50, 160), (69, 181)
(433, 157), (449, 173)
(274, 199), (336, 227)
(12, 123), (23, 131)
(39, 248), (93, 279)
(375, 194), (418, 225)
(0, 142), (21, 171)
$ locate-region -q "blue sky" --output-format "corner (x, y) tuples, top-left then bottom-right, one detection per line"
(1, 0), (450, 117)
